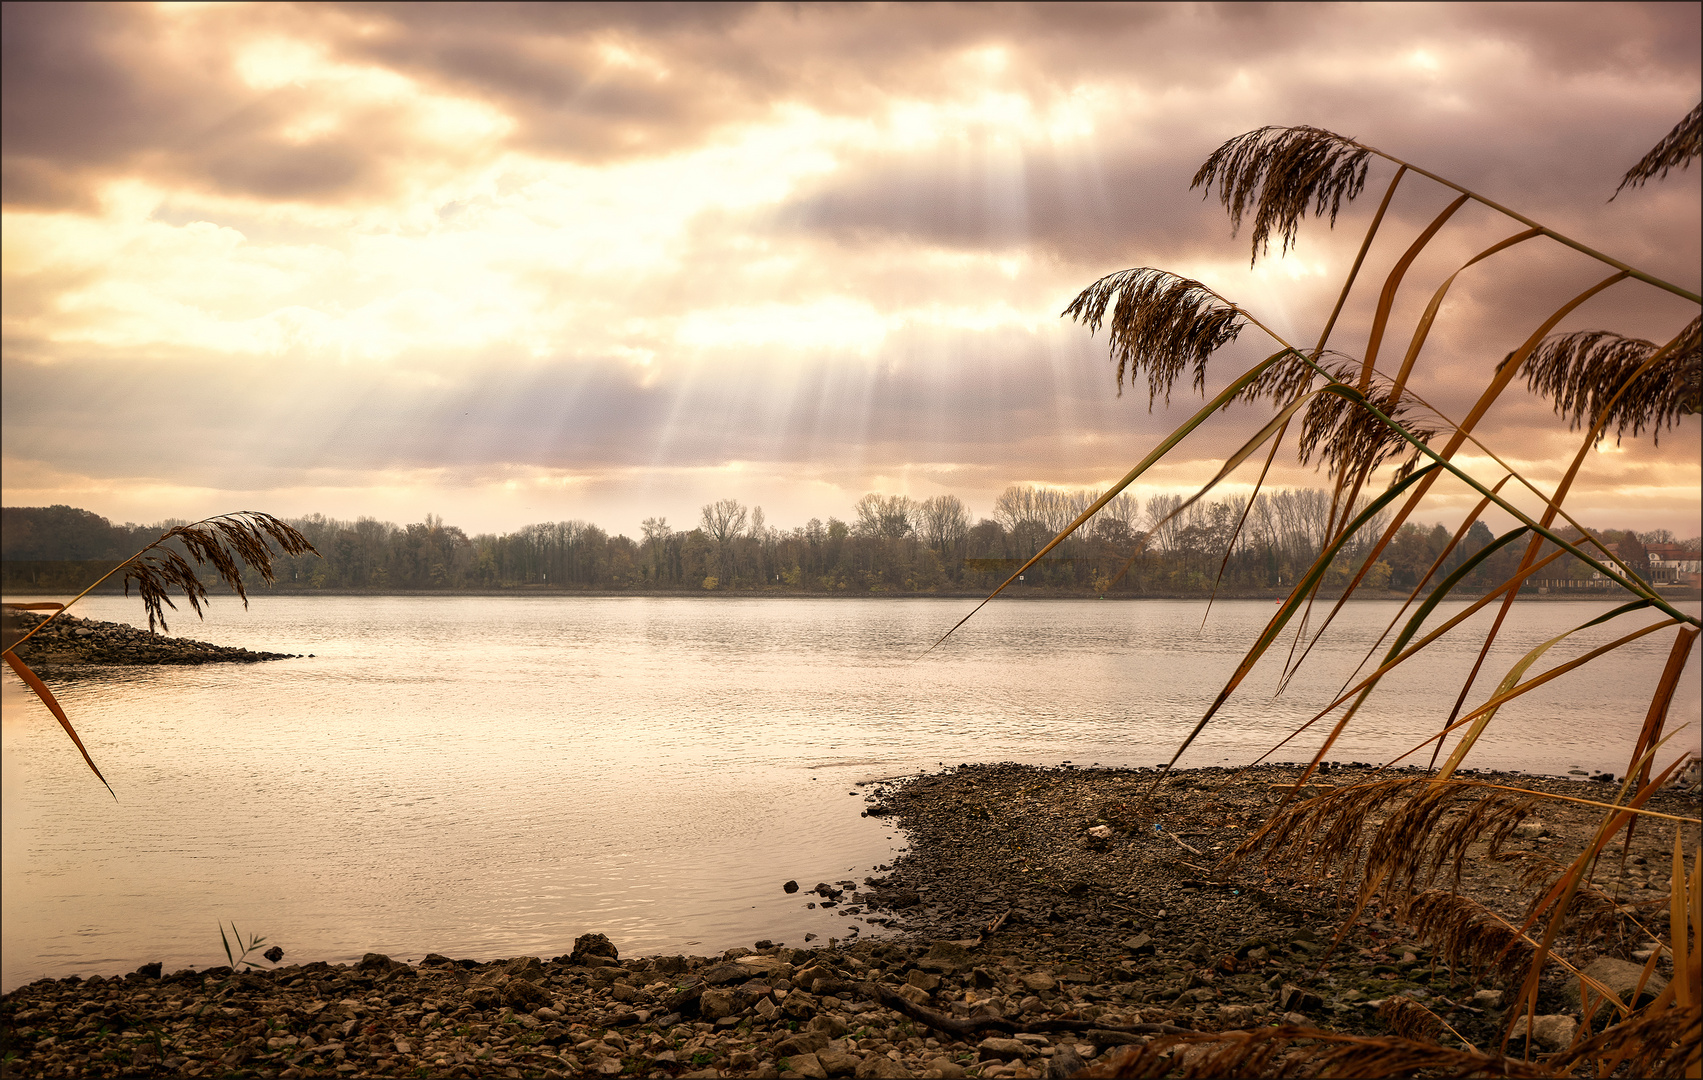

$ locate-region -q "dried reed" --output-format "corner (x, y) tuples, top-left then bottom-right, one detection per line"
(2, 512), (319, 791)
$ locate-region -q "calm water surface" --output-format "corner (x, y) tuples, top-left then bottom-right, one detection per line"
(3, 595), (1697, 990)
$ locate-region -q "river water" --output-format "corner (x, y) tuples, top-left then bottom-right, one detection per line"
(3, 594), (1697, 990)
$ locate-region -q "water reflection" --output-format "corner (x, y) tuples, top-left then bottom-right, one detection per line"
(3, 595), (1696, 990)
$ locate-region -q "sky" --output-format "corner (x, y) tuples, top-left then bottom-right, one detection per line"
(3, 1), (1699, 540)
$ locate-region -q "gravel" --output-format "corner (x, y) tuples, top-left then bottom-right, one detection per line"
(2, 761), (1693, 1078)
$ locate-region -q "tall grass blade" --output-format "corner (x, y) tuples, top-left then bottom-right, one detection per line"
(1155, 462), (1442, 776)
(1276, 527), (1536, 789)
(927, 345), (1294, 653)
(1249, 543), (1570, 771)
(1356, 195), (1469, 388)
(1434, 602), (1656, 781)
(1629, 629), (1700, 791)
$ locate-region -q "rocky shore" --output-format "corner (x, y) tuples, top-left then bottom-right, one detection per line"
(1, 610), (298, 667)
(1, 763), (1693, 1078)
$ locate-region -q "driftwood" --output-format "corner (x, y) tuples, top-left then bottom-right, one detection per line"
(809, 979), (1194, 1040)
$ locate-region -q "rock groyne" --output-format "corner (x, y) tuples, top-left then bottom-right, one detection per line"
(2, 610), (298, 667)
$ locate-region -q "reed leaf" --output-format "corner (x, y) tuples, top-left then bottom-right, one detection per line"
(1504, 754), (1690, 1053)
(1158, 461), (1443, 774)
(1274, 527), (1537, 784)
(1434, 601), (1655, 781)
(1627, 629), (1701, 794)
(1250, 543), (1571, 772)
(1440, 313), (1701, 741)
(1388, 617), (1676, 773)
(1356, 194), (1470, 390)
(1614, 102), (1702, 197)
(2, 652), (113, 798)
(927, 343), (1299, 653)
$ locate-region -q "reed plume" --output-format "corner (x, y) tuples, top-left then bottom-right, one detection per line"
(118, 512), (318, 633)
(1061, 268), (1246, 407)
(1614, 102), (1702, 197)
(1191, 125), (1371, 263)
(1514, 318), (1701, 445)
(955, 111), (1701, 1073)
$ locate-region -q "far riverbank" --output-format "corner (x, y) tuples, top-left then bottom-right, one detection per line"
(8, 585), (1692, 602)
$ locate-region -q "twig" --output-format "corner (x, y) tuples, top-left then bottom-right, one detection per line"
(1160, 830), (1205, 857)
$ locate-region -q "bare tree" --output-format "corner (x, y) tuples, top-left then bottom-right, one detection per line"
(918, 494), (970, 553)
(854, 493), (916, 539)
(699, 499), (748, 544)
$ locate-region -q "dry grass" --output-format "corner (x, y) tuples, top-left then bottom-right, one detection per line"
(957, 104), (1703, 1076)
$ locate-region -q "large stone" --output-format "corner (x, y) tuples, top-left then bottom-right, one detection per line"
(816, 1047), (861, 1076)
(776, 1032), (830, 1057)
(699, 989), (738, 1021)
(1047, 1045), (1086, 1080)
(858, 1054), (915, 1078)
(1568, 957), (1667, 1009)
(808, 1014), (851, 1039)
(785, 1052), (830, 1079)
(1120, 934), (1155, 956)
(907, 970), (941, 992)
(737, 954), (788, 976)
(503, 955), (545, 982)
(1233, 936), (1270, 959)
(355, 952), (394, 972)
(700, 961), (751, 986)
(1278, 984), (1323, 1013)
(502, 979), (549, 1008)
(463, 985), (500, 1010)
(569, 932), (619, 966)
(1520, 1014), (1577, 1053)
(977, 1037), (1030, 1062)
(1217, 1004), (1258, 1028)
(925, 940), (973, 971)
(1019, 972), (1056, 992)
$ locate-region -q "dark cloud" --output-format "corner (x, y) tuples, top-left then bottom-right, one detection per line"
(6, 2), (1697, 212)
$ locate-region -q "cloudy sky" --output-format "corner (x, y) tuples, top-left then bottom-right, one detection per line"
(3, 2), (1698, 539)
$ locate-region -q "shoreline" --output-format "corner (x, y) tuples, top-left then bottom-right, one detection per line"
(3, 763), (1693, 1078)
(7, 587), (1691, 603)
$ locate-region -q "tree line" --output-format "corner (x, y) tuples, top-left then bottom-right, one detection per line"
(4, 497), (1693, 597)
